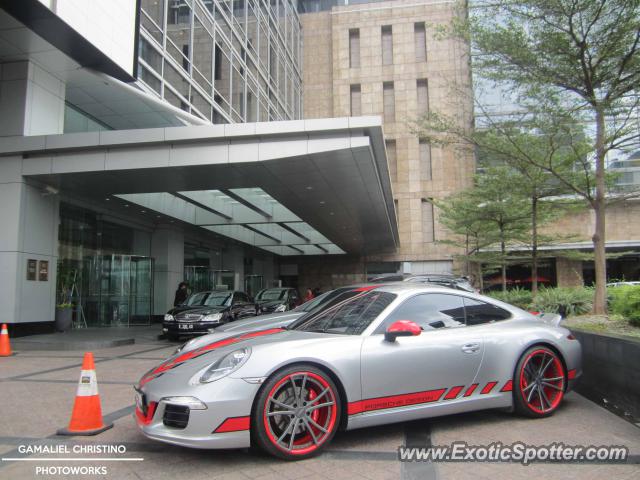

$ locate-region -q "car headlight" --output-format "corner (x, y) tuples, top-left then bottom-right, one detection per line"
(274, 304), (287, 312)
(164, 314), (174, 322)
(191, 348), (251, 384)
(202, 313), (223, 323)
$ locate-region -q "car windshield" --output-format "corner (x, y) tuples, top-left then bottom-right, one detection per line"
(295, 291), (332, 312)
(185, 292), (208, 306)
(203, 292), (232, 307)
(291, 291), (396, 335)
(257, 289), (286, 301)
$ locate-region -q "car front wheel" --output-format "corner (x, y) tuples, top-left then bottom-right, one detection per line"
(252, 365), (341, 460)
(514, 346), (566, 418)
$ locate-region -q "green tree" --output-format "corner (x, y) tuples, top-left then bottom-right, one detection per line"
(427, 0), (640, 313)
(438, 167), (532, 291)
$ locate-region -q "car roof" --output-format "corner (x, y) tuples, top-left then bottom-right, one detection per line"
(365, 283), (471, 295)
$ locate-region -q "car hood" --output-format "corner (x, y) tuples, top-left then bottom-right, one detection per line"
(167, 305), (203, 315)
(138, 328), (343, 387)
(215, 311), (302, 333)
(256, 299), (285, 308)
(172, 306), (227, 316)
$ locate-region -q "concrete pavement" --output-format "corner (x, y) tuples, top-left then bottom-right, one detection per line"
(0, 330), (638, 479)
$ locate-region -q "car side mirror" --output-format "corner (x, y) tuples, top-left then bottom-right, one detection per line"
(384, 320), (422, 342)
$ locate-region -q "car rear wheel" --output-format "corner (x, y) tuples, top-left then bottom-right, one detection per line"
(514, 346), (566, 418)
(252, 365), (341, 460)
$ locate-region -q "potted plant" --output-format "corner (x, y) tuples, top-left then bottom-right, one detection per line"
(55, 263), (74, 332)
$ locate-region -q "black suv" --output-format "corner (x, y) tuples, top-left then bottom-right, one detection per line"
(163, 290), (257, 340)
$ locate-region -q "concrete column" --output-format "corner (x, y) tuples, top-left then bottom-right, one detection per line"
(0, 61), (65, 326)
(0, 61), (66, 137)
(0, 156), (60, 324)
(151, 225), (184, 315)
(556, 257), (584, 287)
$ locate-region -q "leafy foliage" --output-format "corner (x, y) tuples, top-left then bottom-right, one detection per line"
(530, 287), (594, 317)
(609, 285), (640, 327)
(486, 287), (533, 310)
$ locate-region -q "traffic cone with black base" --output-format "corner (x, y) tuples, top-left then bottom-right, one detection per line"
(57, 352), (113, 436)
(0, 324), (12, 356)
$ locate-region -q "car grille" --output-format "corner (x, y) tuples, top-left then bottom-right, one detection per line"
(176, 313), (203, 322)
(163, 404), (190, 429)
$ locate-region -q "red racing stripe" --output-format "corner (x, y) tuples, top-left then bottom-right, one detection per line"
(214, 416), (250, 433)
(480, 381), (498, 394)
(568, 369), (576, 380)
(443, 385), (465, 400)
(500, 380), (513, 392)
(135, 402), (157, 425)
(139, 328), (285, 387)
(463, 383), (478, 397)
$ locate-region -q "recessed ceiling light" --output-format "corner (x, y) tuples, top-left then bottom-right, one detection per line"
(141, 210), (146, 213)
(330, 212), (334, 215)
(319, 201), (325, 205)
(105, 198), (110, 201)
(124, 204), (129, 207)
(306, 186), (313, 190)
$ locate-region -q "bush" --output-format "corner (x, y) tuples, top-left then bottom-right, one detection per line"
(487, 287), (533, 310)
(609, 285), (640, 327)
(529, 286), (594, 317)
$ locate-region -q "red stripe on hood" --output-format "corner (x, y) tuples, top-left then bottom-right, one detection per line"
(139, 328), (284, 387)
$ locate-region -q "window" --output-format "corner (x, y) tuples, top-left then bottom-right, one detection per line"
(422, 200), (435, 243)
(383, 81), (395, 122)
(414, 22), (427, 62)
(386, 139), (397, 182)
(381, 25), (393, 65)
(417, 79), (429, 116)
(292, 291), (397, 335)
(420, 140), (432, 181)
(349, 28), (360, 68)
(350, 84), (361, 116)
(463, 298), (511, 326)
(376, 293), (466, 333)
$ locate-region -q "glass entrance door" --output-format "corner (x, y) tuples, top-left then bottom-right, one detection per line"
(83, 254), (154, 326)
(244, 274), (263, 299)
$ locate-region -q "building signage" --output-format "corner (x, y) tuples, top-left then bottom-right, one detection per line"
(38, 260), (49, 281)
(27, 259), (37, 281)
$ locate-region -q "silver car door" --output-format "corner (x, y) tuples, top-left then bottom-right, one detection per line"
(360, 293), (484, 411)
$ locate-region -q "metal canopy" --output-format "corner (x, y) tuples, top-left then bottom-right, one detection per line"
(2, 117), (399, 256)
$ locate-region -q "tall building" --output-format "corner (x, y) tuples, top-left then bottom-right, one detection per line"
(0, 0), (397, 333)
(297, 0), (475, 287)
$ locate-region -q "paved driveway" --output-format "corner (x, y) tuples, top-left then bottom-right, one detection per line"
(1, 334), (638, 480)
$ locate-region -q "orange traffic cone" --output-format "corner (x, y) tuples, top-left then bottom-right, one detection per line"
(0, 324), (12, 356)
(57, 352), (113, 436)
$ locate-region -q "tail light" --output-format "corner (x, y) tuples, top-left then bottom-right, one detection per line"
(567, 333), (576, 340)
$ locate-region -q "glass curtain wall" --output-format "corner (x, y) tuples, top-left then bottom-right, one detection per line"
(138, 0), (303, 124)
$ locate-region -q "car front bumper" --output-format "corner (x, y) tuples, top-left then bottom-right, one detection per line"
(163, 321), (222, 336)
(134, 374), (259, 450)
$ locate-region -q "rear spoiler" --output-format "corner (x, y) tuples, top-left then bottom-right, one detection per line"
(536, 313), (563, 327)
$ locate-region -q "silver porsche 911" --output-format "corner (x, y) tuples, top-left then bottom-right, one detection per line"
(135, 284), (582, 460)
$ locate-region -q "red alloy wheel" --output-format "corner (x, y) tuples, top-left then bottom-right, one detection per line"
(518, 348), (565, 415)
(262, 371), (338, 456)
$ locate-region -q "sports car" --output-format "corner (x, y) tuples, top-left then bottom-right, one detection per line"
(135, 283), (582, 460)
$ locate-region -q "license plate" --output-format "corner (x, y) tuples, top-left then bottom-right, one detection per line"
(179, 324), (194, 330)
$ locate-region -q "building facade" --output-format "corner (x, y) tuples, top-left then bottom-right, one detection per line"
(298, 0), (475, 288)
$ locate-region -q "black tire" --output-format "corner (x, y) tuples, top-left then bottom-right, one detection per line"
(513, 346), (566, 418)
(252, 364), (341, 460)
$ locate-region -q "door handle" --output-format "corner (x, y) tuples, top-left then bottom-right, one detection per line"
(461, 343), (480, 354)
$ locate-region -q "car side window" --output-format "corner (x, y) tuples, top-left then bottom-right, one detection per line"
(463, 297), (511, 326)
(375, 294), (466, 334)
(232, 292), (245, 304)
